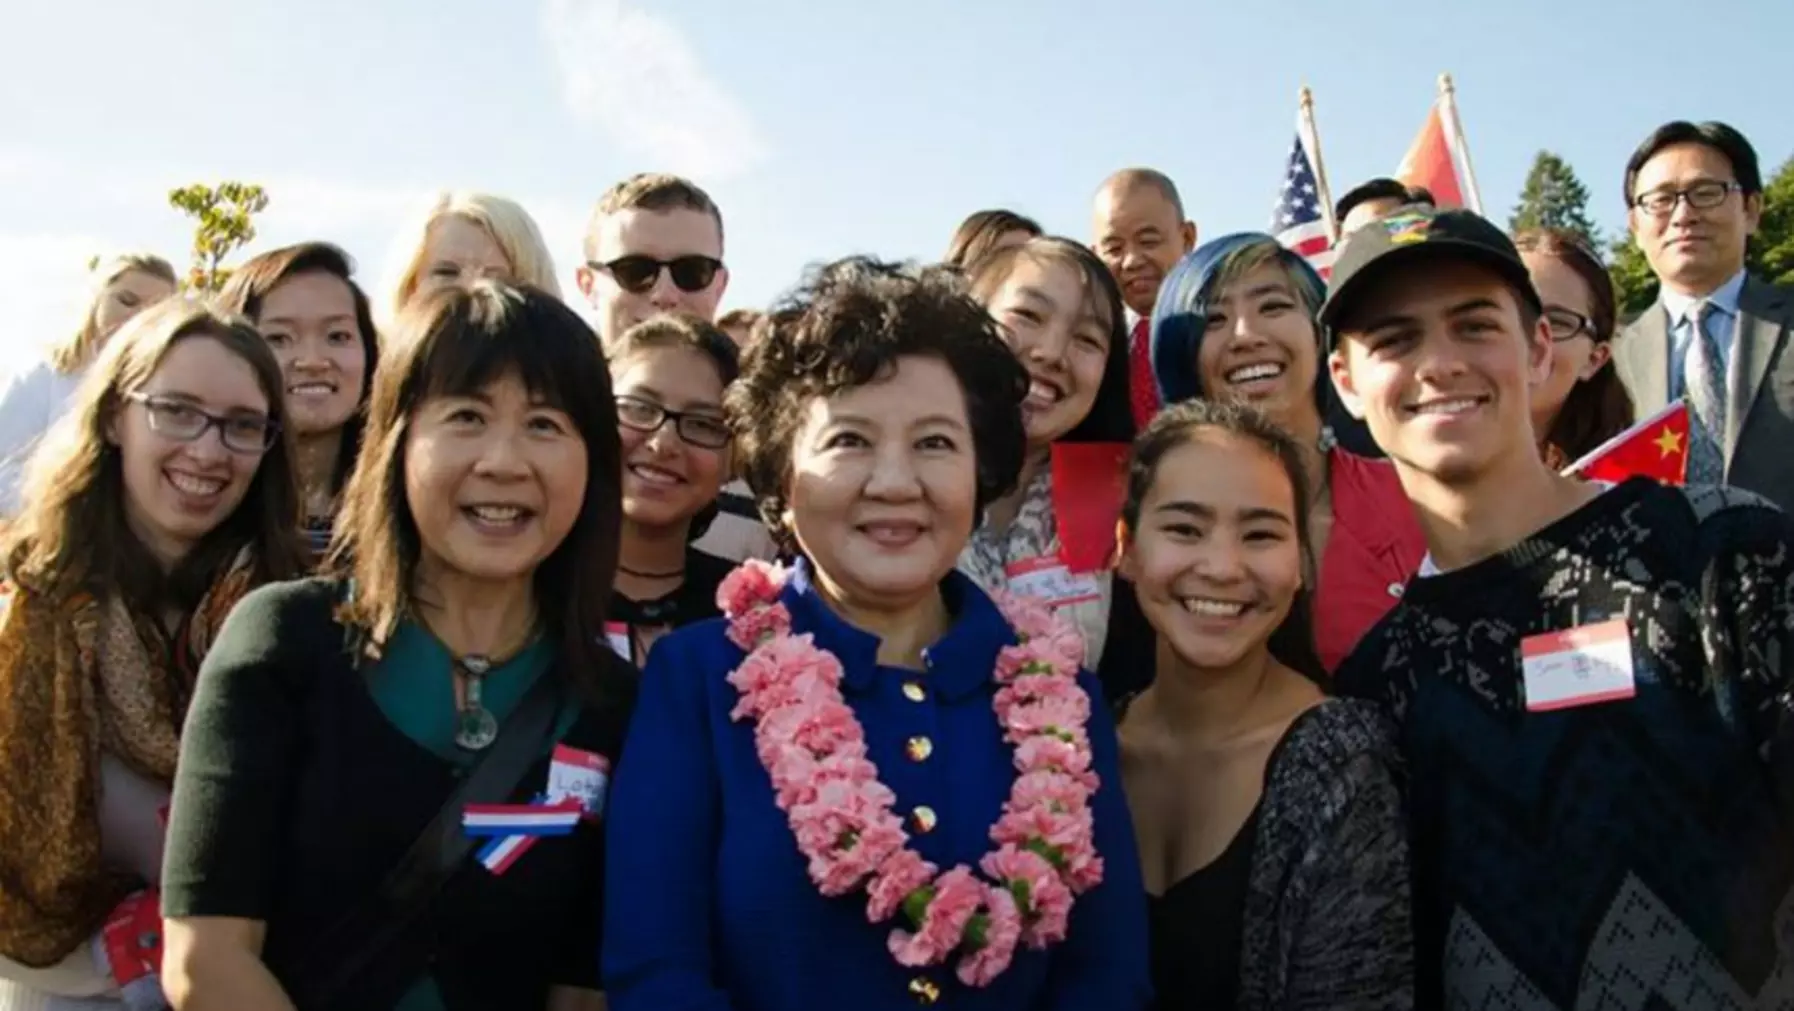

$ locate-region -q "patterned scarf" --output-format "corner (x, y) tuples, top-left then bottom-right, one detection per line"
(0, 551), (256, 965)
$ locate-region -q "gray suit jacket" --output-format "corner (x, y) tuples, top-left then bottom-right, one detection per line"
(1615, 275), (1794, 513)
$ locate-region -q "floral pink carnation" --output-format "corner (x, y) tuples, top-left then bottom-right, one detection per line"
(764, 746), (878, 808)
(808, 815), (906, 895)
(993, 591), (1056, 638)
(866, 848), (937, 924)
(1013, 736), (1096, 781)
(980, 845), (1058, 900)
(1008, 770), (1091, 816)
(1002, 695), (1093, 742)
(716, 559), (788, 617)
(726, 603), (794, 651)
(1019, 871), (1074, 947)
(726, 635), (824, 716)
(992, 805), (1086, 853)
(994, 668), (1083, 708)
(720, 559), (1101, 988)
(956, 885), (1022, 987)
(758, 697), (864, 757)
(887, 866), (983, 967)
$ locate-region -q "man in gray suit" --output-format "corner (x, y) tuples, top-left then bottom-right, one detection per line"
(1614, 120), (1793, 513)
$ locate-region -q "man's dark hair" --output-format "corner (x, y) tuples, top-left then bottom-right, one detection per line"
(1334, 178), (1424, 222)
(1623, 120), (1762, 208)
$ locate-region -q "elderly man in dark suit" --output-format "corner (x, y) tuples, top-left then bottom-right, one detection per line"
(1614, 120), (1794, 513)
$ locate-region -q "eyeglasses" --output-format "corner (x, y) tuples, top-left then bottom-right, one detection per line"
(614, 395), (731, 449)
(589, 255), (723, 295)
(1544, 308), (1599, 343)
(1631, 180), (1742, 217)
(123, 392), (279, 454)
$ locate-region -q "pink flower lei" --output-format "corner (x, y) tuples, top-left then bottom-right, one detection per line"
(717, 559), (1104, 988)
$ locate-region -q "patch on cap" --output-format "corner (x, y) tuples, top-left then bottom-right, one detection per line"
(1381, 210), (1433, 246)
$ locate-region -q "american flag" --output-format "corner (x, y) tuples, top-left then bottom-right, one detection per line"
(1271, 131), (1335, 277)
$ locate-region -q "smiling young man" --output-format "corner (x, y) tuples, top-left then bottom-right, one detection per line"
(577, 173), (776, 564)
(1323, 207), (1794, 1009)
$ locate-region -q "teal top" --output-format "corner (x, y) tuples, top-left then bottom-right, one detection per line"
(368, 620), (555, 1011)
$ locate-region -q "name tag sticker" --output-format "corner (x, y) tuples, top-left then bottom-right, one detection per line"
(547, 745), (611, 819)
(1521, 619), (1636, 712)
(1005, 556), (1102, 610)
(605, 621), (631, 661)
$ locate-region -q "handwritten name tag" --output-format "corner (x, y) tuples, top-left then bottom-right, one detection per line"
(1005, 556), (1102, 610)
(1521, 619), (1636, 712)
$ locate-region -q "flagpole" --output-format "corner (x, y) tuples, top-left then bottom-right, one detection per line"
(1299, 85), (1340, 242)
(1437, 73), (1485, 216)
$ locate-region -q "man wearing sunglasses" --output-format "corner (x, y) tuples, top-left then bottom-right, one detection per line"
(577, 173), (777, 565)
(1613, 120), (1794, 513)
(576, 173), (731, 346)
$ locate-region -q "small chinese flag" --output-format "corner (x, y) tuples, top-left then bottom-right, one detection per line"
(1396, 103), (1467, 210)
(1051, 443), (1130, 573)
(1563, 400), (1690, 485)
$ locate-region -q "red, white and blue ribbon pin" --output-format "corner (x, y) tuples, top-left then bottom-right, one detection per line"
(463, 796), (582, 875)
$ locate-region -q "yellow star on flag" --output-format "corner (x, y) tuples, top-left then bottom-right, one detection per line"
(1653, 426), (1684, 458)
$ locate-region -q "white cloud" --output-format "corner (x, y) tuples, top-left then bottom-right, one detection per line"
(541, 0), (770, 182)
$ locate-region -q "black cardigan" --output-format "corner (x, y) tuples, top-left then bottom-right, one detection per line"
(162, 578), (635, 1011)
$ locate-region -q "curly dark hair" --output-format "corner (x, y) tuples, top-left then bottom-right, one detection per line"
(727, 257), (1029, 549)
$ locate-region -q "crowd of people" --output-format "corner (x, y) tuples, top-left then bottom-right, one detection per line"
(0, 113), (1786, 1011)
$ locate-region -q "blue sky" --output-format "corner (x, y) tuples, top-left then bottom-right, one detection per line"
(1, 0), (1788, 366)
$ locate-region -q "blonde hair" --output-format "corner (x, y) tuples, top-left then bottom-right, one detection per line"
(383, 191), (561, 320)
(50, 253), (178, 374)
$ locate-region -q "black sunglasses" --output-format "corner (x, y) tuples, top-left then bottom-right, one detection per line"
(589, 255), (723, 295)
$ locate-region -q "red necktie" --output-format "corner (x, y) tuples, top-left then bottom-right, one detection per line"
(1128, 317), (1159, 430)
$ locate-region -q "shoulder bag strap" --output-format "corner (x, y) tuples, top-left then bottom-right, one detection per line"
(287, 664), (565, 1008)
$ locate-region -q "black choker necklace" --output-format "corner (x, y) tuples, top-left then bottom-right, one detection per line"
(619, 563), (685, 579)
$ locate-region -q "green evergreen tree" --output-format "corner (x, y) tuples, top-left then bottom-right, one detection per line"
(1509, 150), (1601, 245)
(1747, 154), (1794, 287)
(1608, 237), (1659, 322)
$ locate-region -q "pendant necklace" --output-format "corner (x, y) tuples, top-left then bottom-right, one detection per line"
(454, 653), (502, 751)
(447, 624), (542, 752)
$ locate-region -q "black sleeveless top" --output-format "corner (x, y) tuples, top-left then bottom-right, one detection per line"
(1147, 804), (1263, 1009)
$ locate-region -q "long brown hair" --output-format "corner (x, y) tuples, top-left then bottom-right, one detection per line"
(5, 298), (306, 611)
(329, 282), (629, 708)
(49, 254), (178, 374)
(1512, 228), (1636, 465)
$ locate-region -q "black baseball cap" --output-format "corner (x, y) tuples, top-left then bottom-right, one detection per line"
(1320, 205), (1543, 336)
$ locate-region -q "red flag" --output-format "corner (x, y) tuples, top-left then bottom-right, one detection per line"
(1396, 104), (1467, 209)
(1563, 400), (1690, 485)
(1051, 443), (1130, 573)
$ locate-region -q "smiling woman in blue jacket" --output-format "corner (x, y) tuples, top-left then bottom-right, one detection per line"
(602, 257), (1150, 1011)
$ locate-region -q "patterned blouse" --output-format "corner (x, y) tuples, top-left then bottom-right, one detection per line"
(957, 466), (1114, 668)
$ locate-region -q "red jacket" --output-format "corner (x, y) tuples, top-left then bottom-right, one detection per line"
(1315, 449), (1425, 672)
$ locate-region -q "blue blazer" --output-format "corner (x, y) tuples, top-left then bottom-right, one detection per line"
(602, 561), (1150, 1010)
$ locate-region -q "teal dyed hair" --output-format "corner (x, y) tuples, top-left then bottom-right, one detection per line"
(1147, 232), (1327, 408)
